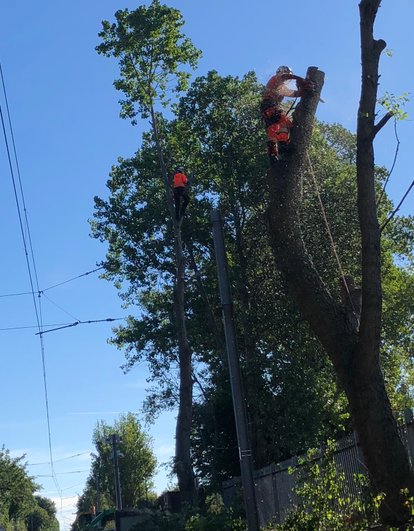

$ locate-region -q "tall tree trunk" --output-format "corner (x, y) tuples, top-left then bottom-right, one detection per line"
(265, 61), (414, 525)
(173, 226), (195, 506)
(150, 108), (196, 506)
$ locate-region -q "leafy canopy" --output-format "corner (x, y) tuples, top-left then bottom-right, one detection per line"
(96, 0), (202, 122)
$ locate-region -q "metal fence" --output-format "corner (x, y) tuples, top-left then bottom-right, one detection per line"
(222, 409), (414, 527)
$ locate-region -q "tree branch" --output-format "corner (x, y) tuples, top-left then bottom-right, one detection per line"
(372, 110), (393, 138)
(380, 178), (414, 233)
(377, 119), (400, 209)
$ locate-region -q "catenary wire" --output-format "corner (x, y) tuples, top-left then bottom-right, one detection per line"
(0, 62), (63, 504)
(28, 452), (91, 466)
(41, 291), (82, 322)
(0, 322), (72, 332)
(0, 317), (124, 333)
(0, 266), (105, 298)
(35, 317), (123, 335)
(42, 266), (104, 292)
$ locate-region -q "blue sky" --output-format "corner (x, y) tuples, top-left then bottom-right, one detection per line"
(0, 1), (413, 529)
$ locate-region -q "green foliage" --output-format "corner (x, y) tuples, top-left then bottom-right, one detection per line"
(184, 494), (245, 531)
(77, 413), (157, 513)
(0, 447), (57, 531)
(92, 56), (414, 494)
(125, 508), (185, 531)
(25, 498), (59, 531)
(96, 0), (201, 122)
(269, 441), (380, 530)
(378, 91), (410, 120)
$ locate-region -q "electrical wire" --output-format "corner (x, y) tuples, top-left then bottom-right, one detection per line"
(28, 452), (91, 466)
(0, 317), (124, 333)
(34, 470), (89, 477)
(35, 317), (123, 336)
(0, 266), (105, 299)
(42, 266), (104, 292)
(41, 291), (82, 322)
(0, 62), (63, 505)
(0, 322), (72, 332)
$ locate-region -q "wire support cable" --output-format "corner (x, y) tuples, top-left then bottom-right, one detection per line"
(0, 265), (105, 299)
(35, 317), (124, 336)
(0, 62), (63, 504)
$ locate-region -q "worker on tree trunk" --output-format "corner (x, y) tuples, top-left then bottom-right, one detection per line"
(261, 66), (314, 163)
(173, 167), (190, 221)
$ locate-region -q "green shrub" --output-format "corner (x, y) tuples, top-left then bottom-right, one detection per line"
(266, 440), (381, 530)
(128, 508), (185, 531)
(185, 494), (245, 531)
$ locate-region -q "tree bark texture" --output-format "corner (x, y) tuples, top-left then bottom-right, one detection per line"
(173, 227), (196, 506)
(151, 108), (196, 506)
(265, 60), (414, 525)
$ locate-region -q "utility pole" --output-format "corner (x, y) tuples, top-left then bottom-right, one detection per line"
(95, 461), (101, 514)
(211, 209), (259, 531)
(91, 452), (101, 515)
(107, 433), (123, 511)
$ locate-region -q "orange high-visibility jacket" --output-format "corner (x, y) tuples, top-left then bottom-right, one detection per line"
(173, 172), (188, 188)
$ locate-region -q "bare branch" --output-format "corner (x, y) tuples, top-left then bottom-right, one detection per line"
(372, 110), (393, 138)
(192, 370), (209, 402)
(380, 178), (414, 233)
(377, 119), (400, 208)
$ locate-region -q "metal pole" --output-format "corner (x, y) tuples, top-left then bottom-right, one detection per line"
(91, 452), (101, 515)
(211, 208), (259, 531)
(109, 434), (123, 511)
(96, 464), (101, 514)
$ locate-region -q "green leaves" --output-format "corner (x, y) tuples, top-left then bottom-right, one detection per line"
(92, 44), (414, 494)
(78, 413), (157, 512)
(0, 447), (53, 530)
(96, 1), (201, 121)
(378, 91), (410, 120)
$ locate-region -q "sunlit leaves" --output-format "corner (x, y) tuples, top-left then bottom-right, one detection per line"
(96, 1), (201, 121)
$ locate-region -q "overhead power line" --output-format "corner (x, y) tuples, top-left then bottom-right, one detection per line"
(34, 470), (89, 477)
(35, 317), (124, 336)
(0, 317), (124, 333)
(28, 452), (91, 466)
(42, 266), (105, 292)
(0, 322), (72, 332)
(0, 61), (63, 505)
(0, 266), (105, 299)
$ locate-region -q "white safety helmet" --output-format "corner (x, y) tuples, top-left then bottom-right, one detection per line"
(276, 65), (293, 75)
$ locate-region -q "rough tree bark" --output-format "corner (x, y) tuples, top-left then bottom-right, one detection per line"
(150, 108), (196, 506)
(264, 2), (414, 523)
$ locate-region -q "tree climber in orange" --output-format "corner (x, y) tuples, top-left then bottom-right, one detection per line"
(173, 167), (190, 221)
(261, 66), (314, 163)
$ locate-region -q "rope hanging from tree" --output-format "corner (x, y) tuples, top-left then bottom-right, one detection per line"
(306, 151), (357, 314)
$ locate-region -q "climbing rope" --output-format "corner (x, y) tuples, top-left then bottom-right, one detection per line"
(305, 151), (356, 313)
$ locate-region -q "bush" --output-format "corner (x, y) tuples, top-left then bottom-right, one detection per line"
(127, 508), (185, 531)
(185, 494), (245, 530)
(266, 440), (382, 530)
